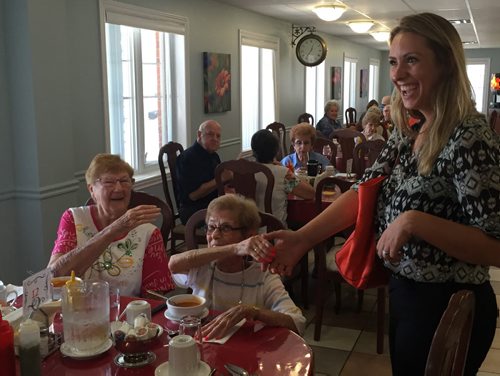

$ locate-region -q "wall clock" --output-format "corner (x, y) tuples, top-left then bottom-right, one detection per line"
(295, 34), (327, 67)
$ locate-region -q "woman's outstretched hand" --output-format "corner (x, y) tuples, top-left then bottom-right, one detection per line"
(201, 304), (256, 340)
(262, 230), (309, 276)
(112, 205), (161, 233)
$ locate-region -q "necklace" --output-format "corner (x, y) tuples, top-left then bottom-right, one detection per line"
(211, 257), (246, 306)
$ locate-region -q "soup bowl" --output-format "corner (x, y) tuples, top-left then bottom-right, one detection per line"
(166, 294), (206, 320)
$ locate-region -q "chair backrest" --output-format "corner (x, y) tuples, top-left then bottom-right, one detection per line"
(345, 107), (357, 125)
(214, 159), (275, 214)
(331, 128), (366, 163)
(425, 290), (475, 376)
(158, 142), (184, 216)
(313, 137), (338, 167)
(352, 139), (385, 177)
(490, 110), (500, 135)
(297, 113), (314, 125)
(86, 191), (173, 248)
(266, 122), (287, 160)
(185, 208), (283, 250)
(314, 177), (354, 215)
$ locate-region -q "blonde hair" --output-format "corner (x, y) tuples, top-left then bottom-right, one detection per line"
(85, 153), (134, 184)
(363, 110), (382, 127)
(390, 13), (480, 175)
(290, 123), (317, 144)
(206, 194), (260, 232)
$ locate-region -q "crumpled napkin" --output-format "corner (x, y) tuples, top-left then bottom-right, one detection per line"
(203, 318), (246, 344)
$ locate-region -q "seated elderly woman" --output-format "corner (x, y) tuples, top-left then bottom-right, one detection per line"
(47, 154), (175, 297)
(251, 129), (314, 225)
(168, 194), (306, 339)
(315, 99), (342, 138)
(280, 123), (330, 171)
(357, 110), (386, 144)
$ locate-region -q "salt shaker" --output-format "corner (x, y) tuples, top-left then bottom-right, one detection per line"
(19, 319), (42, 376)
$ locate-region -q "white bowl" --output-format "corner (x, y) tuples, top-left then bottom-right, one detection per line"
(166, 294), (206, 319)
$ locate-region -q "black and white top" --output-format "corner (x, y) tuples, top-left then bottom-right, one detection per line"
(355, 116), (499, 284)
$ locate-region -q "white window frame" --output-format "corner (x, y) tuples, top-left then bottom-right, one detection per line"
(99, 0), (189, 179)
(239, 30), (279, 150)
(343, 56), (358, 111)
(305, 62), (326, 124)
(368, 58), (380, 101)
(466, 58), (490, 114)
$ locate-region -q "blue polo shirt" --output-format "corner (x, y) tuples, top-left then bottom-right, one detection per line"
(280, 151), (330, 170)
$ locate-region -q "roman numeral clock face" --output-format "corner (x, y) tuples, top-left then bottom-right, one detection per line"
(296, 34), (327, 67)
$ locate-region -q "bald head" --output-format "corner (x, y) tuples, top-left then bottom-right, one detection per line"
(382, 96), (391, 106)
(197, 120), (222, 153)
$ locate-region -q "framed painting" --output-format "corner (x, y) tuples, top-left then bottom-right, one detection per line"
(360, 69), (368, 98)
(203, 52), (231, 113)
(331, 66), (342, 100)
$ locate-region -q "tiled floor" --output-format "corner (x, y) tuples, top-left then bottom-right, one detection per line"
(291, 265), (500, 375)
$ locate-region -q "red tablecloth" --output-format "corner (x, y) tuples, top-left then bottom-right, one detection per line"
(38, 297), (313, 375)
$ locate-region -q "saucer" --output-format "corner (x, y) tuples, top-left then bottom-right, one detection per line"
(60, 338), (113, 360)
(164, 307), (209, 322)
(155, 360), (211, 376)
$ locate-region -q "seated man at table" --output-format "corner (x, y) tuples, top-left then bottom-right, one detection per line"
(168, 194), (305, 339)
(251, 129), (314, 225)
(176, 120), (232, 224)
(47, 153), (175, 297)
(280, 123), (330, 171)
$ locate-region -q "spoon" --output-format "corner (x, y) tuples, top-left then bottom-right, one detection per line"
(224, 363), (249, 376)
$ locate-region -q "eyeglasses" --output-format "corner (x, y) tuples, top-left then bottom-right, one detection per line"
(294, 140), (311, 146)
(95, 177), (135, 188)
(204, 223), (245, 235)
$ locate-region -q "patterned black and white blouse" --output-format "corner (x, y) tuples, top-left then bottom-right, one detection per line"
(356, 116), (499, 284)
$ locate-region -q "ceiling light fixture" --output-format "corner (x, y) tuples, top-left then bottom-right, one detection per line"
(370, 31), (390, 42)
(312, 4), (347, 22)
(347, 21), (374, 33)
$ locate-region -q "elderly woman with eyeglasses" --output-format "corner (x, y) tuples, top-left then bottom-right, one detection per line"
(47, 153), (175, 297)
(168, 194), (305, 339)
(280, 123), (330, 171)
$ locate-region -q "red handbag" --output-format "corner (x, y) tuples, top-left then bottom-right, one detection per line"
(335, 175), (389, 289)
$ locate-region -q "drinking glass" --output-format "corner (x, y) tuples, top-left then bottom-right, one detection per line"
(109, 287), (120, 322)
(179, 315), (203, 359)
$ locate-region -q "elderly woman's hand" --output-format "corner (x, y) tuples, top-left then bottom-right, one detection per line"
(201, 304), (256, 340)
(111, 205), (161, 233)
(233, 235), (274, 262)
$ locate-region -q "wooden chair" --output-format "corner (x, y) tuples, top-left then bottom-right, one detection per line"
(86, 191), (173, 249)
(490, 109), (500, 135)
(214, 159), (275, 214)
(158, 142), (205, 253)
(352, 139), (385, 178)
(266, 122), (287, 160)
(185, 209), (284, 250)
(297, 112), (314, 125)
(313, 137), (337, 167)
(425, 290), (475, 376)
(331, 129), (366, 173)
(312, 177), (386, 354)
(345, 107), (357, 125)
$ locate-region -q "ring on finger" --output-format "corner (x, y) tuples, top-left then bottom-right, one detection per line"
(382, 250), (390, 257)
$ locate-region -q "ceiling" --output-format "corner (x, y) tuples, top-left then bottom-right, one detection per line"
(216, 0), (500, 50)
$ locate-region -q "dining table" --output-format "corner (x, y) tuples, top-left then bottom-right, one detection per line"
(36, 296), (313, 376)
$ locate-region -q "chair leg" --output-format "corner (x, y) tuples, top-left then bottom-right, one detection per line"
(314, 280), (326, 341)
(301, 255), (309, 309)
(334, 282), (341, 314)
(356, 289), (364, 313)
(376, 287), (386, 354)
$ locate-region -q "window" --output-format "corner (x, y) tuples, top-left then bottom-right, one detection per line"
(466, 58), (490, 113)
(240, 30), (279, 150)
(100, 0), (187, 176)
(343, 56), (358, 111)
(305, 62), (325, 124)
(368, 59), (380, 101)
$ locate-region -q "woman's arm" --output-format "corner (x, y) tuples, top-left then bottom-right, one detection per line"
(265, 188), (359, 275)
(377, 210), (500, 266)
(168, 235), (272, 273)
(47, 205), (161, 277)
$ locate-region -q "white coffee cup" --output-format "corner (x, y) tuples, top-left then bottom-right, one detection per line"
(125, 300), (151, 325)
(0, 280), (18, 305)
(168, 335), (200, 376)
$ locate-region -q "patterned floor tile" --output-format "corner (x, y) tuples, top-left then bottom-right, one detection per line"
(304, 325), (361, 351)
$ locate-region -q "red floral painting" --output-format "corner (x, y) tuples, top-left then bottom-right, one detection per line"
(203, 52), (231, 113)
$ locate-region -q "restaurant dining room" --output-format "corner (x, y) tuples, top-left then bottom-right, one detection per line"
(1, 0), (499, 375)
